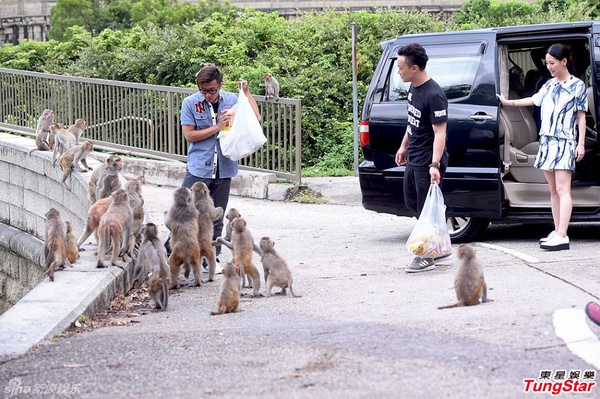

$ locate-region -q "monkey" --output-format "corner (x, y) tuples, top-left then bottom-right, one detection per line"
(96, 189), (132, 268)
(95, 156), (123, 201)
(68, 118), (87, 145)
(58, 141), (94, 183)
(132, 223), (170, 310)
(259, 237), (300, 298)
(51, 123), (76, 167)
(164, 187), (202, 289)
(44, 208), (73, 281)
(438, 244), (492, 310)
(76, 196), (112, 249)
(264, 73), (280, 100)
(214, 208), (261, 255)
(229, 216), (261, 297)
(191, 181), (223, 282)
(210, 261), (241, 316)
(31, 109), (55, 152)
(88, 155), (122, 202)
(65, 221), (80, 263)
(223, 207), (240, 242)
(124, 179), (145, 256)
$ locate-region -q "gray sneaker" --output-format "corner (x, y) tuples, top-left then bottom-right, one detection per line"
(405, 256), (435, 273)
(433, 252), (453, 263)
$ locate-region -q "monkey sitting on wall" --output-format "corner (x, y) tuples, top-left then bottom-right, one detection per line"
(31, 109), (55, 152)
(438, 244), (492, 309)
(65, 221), (80, 263)
(44, 208), (73, 281)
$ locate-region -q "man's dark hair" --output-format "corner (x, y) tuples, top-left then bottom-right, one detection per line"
(397, 43), (429, 70)
(195, 64), (223, 87)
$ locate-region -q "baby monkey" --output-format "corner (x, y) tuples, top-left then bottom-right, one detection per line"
(438, 244), (492, 310)
(210, 261), (241, 316)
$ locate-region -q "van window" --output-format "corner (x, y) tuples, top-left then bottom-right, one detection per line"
(388, 54), (482, 101)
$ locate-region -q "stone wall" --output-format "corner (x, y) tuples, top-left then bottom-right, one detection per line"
(0, 132), (88, 313)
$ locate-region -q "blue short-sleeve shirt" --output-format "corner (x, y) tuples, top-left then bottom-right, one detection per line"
(181, 90), (239, 178)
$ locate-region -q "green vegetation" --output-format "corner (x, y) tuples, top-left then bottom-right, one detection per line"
(0, 0), (593, 176)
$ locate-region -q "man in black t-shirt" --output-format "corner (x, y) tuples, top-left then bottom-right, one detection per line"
(395, 43), (449, 273)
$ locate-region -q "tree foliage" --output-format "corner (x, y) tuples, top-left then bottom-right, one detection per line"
(0, 1), (593, 175)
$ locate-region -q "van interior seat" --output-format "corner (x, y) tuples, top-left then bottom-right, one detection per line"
(499, 90), (545, 183)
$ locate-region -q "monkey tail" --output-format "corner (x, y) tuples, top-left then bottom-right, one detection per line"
(160, 278), (169, 310)
(438, 302), (464, 310)
(45, 244), (55, 271)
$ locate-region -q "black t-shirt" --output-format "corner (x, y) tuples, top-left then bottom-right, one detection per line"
(406, 79), (449, 167)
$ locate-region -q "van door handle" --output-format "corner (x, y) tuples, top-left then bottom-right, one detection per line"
(469, 113), (494, 123)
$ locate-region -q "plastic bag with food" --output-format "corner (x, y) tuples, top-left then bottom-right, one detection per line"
(406, 182), (452, 258)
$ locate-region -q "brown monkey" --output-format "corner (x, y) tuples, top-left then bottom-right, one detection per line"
(76, 196), (112, 249)
(96, 189), (132, 268)
(31, 109), (55, 151)
(58, 141), (94, 183)
(44, 208), (72, 281)
(191, 181), (223, 282)
(88, 155), (122, 202)
(133, 223), (170, 310)
(259, 237), (300, 297)
(214, 208), (261, 255)
(210, 262), (241, 315)
(230, 217), (261, 297)
(164, 187), (202, 289)
(68, 118), (87, 145)
(51, 123), (76, 166)
(125, 179), (145, 256)
(95, 156), (123, 201)
(65, 221), (80, 263)
(264, 73), (280, 100)
(438, 244), (492, 310)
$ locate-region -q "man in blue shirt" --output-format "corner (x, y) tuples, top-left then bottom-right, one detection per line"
(168, 64), (261, 268)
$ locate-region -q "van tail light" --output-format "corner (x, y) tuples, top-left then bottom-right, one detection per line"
(359, 121), (370, 147)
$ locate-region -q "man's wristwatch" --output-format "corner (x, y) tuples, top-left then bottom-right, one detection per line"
(429, 161), (440, 168)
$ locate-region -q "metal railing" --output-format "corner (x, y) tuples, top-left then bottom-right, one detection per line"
(0, 68), (302, 181)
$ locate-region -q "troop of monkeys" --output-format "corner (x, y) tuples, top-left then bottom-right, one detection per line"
(162, 185), (300, 315)
(43, 153), (300, 315)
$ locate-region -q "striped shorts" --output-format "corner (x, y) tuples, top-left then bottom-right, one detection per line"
(534, 135), (575, 171)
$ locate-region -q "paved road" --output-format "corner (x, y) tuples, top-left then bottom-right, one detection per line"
(1, 180), (599, 398)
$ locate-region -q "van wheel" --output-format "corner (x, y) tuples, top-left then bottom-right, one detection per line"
(446, 217), (489, 243)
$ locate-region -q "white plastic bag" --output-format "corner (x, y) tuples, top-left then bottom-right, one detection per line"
(218, 89), (266, 161)
(406, 182), (452, 258)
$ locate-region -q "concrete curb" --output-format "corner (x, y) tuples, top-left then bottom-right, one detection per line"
(0, 245), (135, 362)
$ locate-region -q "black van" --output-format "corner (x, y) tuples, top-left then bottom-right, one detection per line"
(359, 21), (600, 242)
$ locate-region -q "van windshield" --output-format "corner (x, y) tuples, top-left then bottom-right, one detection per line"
(388, 54), (482, 101)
